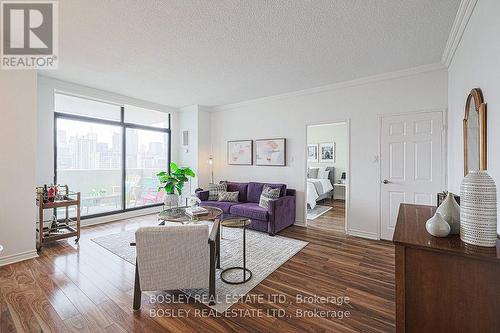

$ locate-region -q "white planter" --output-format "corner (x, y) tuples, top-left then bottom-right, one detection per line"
(460, 170), (497, 247)
(436, 192), (460, 234)
(164, 193), (180, 209)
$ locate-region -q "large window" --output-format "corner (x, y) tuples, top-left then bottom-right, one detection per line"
(126, 128), (169, 209)
(55, 93), (170, 218)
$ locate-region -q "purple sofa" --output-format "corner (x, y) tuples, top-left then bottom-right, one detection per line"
(196, 181), (296, 236)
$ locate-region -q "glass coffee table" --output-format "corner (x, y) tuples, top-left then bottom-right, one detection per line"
(158, 206), (223, 224)
(220, 217), (253, 285)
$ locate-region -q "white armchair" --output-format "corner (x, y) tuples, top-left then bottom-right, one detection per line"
(132, 221), (220, 309)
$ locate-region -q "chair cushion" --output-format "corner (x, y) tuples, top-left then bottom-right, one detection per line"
(135, 225), (210, 291)
(224, 181), (248, 202)
(230, 203), (269, 221)
(247, 182), (287, 203)
(202, 201), (238, 214)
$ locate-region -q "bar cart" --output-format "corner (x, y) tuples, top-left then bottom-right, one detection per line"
(36, 185), (81, 251)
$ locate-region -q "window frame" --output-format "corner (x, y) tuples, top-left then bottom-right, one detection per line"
(53, 93), (171, 220)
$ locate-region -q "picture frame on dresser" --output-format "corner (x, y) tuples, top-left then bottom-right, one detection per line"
(227, 140), (253, 165)
(255, 138), (286, 166)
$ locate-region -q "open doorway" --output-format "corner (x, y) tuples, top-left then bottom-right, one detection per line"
(305, 121), (349, 233)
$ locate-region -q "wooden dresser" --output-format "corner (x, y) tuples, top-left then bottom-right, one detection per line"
(393, 204), (500, 333)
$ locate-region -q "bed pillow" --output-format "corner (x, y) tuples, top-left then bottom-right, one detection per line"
(259, 185), (281, 209)
(208, 182), (227, 201)
(307, 167), (319, 179)
(317, 169), (330, 179)
(218, 191), (239, 202)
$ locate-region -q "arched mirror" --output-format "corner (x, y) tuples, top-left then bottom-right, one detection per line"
(463, 88), (487, 176)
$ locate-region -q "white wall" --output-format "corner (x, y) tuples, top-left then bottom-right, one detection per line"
(211, 69), (448, 238)
(176, 105), (213, 197)
(447, 0), (500, 233)
(307, 123), (347, 199)
(177, 105), (199, 197)
(0, 70), (38, 265)
(198, 106), (213, 190)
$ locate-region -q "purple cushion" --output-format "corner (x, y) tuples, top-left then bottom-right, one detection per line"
(224, 181), (248, 202)
(196, 190), (209, 201)
(230, 203), (269, 221)
(202, 201), (238, 214)
(247, 182), (287, 203)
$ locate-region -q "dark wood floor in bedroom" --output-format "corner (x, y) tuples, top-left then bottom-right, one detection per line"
(307, 199), (346, 233)
(0, 214), (395, 333)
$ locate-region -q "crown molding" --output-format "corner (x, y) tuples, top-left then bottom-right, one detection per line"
(211, 62), (445, 112)
(441, 0), (478, 67)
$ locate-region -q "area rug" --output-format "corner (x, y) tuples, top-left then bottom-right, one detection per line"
(307, 205), (332, 220)
(92, 224), (307, 313)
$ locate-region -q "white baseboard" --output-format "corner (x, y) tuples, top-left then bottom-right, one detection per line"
(347, 228), (379, 240)
(81, 206), (164, 227)
(0, 249), (38, 267)
(294, 219), (306, 227)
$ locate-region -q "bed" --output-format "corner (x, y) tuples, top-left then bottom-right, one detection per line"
(306, 166), (335, 209)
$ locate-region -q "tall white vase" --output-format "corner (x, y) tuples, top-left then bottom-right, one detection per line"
(460, 170), (498, 247)
(436, 192), (460, 234)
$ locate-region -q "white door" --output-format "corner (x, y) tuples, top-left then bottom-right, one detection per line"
(380, 111), (444, 240)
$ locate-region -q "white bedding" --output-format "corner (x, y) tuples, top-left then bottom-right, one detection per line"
(306, 178), (334, 209)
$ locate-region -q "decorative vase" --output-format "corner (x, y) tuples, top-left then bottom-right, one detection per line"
(425, 213), (450, 237)
(460, 170), (497, 247)
(436, 192), (460, 234)
(188, 196), (201, 207)
(164, 193), (180, 209)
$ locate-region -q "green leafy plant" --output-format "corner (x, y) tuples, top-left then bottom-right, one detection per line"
(156, 162), (196, 195)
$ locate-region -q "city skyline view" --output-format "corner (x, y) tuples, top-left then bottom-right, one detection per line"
(57, 119), (168, 171)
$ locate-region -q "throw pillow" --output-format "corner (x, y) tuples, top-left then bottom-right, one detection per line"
(208, 182), (227, 201)
(307, 167), (319, 179)
(259, 185), (281, 209)
(317, 169), (330, 179)
(218, 191), (239, 202)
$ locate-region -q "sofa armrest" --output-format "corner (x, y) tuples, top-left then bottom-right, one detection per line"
(196, 190), (210, 201)
(267, 195), (296, 235)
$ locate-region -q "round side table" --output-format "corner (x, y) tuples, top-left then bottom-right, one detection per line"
(220, 218), (252, 284)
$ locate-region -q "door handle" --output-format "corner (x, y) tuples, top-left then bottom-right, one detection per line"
(382, 179), (390, 184)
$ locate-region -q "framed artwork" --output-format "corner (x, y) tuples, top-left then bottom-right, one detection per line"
(319, 142), (335, 163)
(227, 140), (253, 165)
(307, 144), (318, 162)
(255, 138), (286, 166)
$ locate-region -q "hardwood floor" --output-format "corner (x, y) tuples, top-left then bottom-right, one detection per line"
(0, 214), (395, 333)
(307, 199), (346, 233)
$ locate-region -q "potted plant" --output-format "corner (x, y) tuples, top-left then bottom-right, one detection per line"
(157, 162), (196, 208)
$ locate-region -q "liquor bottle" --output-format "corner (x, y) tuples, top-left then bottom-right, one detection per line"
(48, 185), (55, 202)
(54, 185), (59, 201)
(43, 184), (48, 203)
